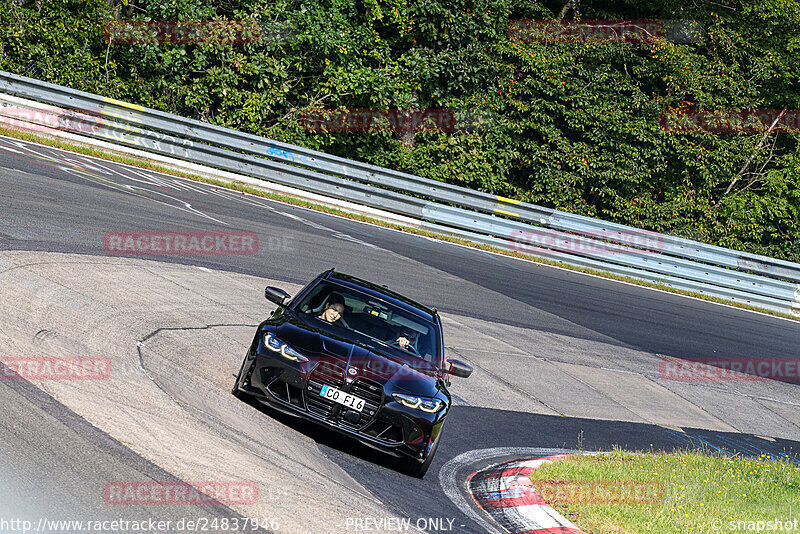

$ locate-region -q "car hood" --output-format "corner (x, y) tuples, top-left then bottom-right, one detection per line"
(267, 318), (441, 396)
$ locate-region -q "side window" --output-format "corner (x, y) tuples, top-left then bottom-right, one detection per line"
(299, 286), (329, 314)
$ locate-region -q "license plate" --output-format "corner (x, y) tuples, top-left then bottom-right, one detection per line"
(319, 384), (366, 412)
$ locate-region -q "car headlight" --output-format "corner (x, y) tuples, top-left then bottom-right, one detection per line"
(392, 393), (444, 413)
(263, 333), (308, 363)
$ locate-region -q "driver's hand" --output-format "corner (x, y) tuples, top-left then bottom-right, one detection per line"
(397, 336), (410, 348)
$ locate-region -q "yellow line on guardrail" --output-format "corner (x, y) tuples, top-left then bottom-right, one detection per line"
(101, 110), (142, 123)
(493, 208), (519, 218)
(102, 97), (145, 112)
(102, 97), (144, 124)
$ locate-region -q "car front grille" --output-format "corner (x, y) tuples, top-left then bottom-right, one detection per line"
(350, 379), (382, 404)
(339, 378), (383, 429)
(304, 362), (385, 431)
(306, 360), (346, 418)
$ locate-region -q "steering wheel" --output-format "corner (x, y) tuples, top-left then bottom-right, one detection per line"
(390, 338), (419, 355)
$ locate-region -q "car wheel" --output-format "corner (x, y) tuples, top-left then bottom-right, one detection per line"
(404, 431), (441, 478)
(232, 355), (251, 399)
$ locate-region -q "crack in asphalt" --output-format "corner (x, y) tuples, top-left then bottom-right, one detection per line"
(136, 323), (387, 507)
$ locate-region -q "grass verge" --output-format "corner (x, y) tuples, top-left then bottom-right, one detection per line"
(530, 449), (800, 533)
(0, 124), (797, 323)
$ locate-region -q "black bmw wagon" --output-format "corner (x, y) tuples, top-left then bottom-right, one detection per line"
(232, 269), (472, 477)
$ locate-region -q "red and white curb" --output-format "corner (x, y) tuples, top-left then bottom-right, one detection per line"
(468, 455), (585, 534)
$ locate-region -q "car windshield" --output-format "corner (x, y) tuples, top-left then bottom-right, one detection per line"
(295, 281), (440, 369)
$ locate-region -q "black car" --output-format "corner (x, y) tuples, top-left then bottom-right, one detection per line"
(232, 269), (472, 477)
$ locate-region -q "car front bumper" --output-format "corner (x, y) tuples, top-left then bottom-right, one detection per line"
(235, 349), (446, 462)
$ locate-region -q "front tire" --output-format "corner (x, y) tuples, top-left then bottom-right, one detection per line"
(403, 431), (441, 478)
(231, 354), (251, 399)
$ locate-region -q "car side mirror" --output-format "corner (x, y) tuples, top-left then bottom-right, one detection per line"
(265, 286), (291, 306)
(446, 359), (472, 378)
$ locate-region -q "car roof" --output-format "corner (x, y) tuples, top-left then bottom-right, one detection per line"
(324, 271), (437, 322)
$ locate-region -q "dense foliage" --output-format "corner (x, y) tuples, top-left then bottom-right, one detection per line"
(1, 0), (798, 260)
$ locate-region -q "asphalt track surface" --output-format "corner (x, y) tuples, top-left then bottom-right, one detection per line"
(0, 375), (269, 532)
(1, 134), (799, 533)
(1, 136), (795, 361)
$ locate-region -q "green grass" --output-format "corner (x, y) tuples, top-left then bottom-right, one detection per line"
(529, 449), (800, 533)
(0, 124), (798, 323)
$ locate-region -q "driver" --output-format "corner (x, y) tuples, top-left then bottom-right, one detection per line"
(318, 294), (345, 323)
(393, 329), (419, 351)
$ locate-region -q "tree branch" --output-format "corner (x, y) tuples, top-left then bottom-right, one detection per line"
(557, 0), (579, 21)
(715, 109), (786, 206)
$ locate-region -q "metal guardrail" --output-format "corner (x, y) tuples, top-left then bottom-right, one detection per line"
(0, 70), (798, 316)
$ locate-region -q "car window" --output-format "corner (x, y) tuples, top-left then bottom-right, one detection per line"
(295, 281), (440, 367)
